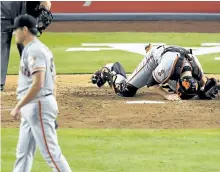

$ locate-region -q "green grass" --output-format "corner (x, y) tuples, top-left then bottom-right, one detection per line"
(1, 128), (220, 172)
(7, 32), (220, 74)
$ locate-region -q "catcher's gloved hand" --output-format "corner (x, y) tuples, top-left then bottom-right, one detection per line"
(198, 78), (219, 100)
(91, 69), (114, 88)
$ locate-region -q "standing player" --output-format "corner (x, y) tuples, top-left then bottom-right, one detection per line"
(91, 44), (219, 100)
(9, 15), (72, 172)
(1, 1), (52, 91)
(1, 1), (58, 129)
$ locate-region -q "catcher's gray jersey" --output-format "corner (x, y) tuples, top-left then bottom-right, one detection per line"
(17, 39), (56, 100)
(106, 46), (203, 89)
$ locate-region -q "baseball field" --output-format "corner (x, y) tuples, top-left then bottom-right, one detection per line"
(1, 21), (220, 171)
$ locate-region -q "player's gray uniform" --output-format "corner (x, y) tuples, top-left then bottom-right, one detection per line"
(106, 46), (203, 92)
(13, 39), (72, 172)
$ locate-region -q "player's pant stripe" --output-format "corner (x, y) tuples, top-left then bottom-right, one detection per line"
(38, 101), (60, 172)
(127, 55), (154, 84)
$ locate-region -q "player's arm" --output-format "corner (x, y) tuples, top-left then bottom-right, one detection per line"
(151, 85), (181, 101)
(15, 71), (45, 109)
(146, 76), (180, 101)
(147, 73), (180, 100)
(40, 1), (51, 10)
(191, 54), (207, 87)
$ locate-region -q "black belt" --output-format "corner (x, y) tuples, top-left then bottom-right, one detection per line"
(45, 93), (52, 97)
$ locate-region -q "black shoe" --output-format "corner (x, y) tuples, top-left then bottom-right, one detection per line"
(0, 85), (4, 91)
(55, 120), (59, 129)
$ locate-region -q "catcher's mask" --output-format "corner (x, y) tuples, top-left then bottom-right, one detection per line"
(177, 76), (200, 100)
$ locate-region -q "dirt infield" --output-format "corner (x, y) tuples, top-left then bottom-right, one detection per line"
(1, 21), (220, 129)
(1, 74), (220, 129)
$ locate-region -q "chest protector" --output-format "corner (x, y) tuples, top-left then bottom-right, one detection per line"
(161, 46), (203, 82)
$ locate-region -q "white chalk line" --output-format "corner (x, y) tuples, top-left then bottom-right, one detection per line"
(66, 42), (220, 56)
(126, 100), (166, 104)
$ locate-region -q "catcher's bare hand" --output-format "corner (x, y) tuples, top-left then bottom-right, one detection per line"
(164, 94), (181, 101)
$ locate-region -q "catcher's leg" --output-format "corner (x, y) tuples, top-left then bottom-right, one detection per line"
(91, 62), (138, 97)
(126, 50), (159, 88)
(92, 57), (158, 97)
(161, 80), (177, 93)
(114, 81), (138, 97)
(91, 62), (127, 88)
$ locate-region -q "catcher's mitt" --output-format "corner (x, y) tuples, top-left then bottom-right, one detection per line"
(197, 78), (219, 100)
(36, 6), (53, 36)
(26, 2), (53, 36)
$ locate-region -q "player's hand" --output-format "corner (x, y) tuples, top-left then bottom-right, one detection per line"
(164, 94), (181, 101)
(10, 107), (21, 120)
(40, 1), (51, 10)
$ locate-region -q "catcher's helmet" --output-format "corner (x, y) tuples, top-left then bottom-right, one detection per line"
(177, 76), (200, 99)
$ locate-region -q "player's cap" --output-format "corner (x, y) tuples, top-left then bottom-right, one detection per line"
(7, 15), (38, 35)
